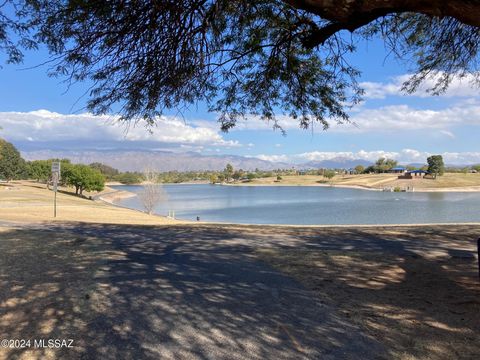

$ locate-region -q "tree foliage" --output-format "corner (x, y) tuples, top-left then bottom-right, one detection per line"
(0, 138), (26, 181)
(89, 162), (119, 180)
(27, 159), (51, 182)
(427, 155), (445, 179)
(323, 169), (335, 180)
(62, 163), (105, 195)
(375, 158), (398, 173)
(113, 172), (143, 185)
(26, 158), (70, 182)
(354, 165), (365, 174)
(224, 163), (234, 182)
(2, 1), (478, 131)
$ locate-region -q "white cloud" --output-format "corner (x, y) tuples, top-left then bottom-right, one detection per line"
(0, 110), (240, 148)
(330, 102), (480, 133)
(198, 99), (480, 135)
(253, 149), (480, 165)
(252, 154), (291, 163)
(439, 130), (455, 139)
(361, 72), (480, 99)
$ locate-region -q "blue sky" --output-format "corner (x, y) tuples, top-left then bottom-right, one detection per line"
(1, 34), (479, 165)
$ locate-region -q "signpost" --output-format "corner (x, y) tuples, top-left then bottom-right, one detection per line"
(51, 162), (61, 217)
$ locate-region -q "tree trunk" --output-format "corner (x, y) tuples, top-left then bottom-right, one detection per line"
(287, 0), (480, 47)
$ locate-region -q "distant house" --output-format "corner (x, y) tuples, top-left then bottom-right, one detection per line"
(389, 166), (406, 174)
(398, 170), (429, 179)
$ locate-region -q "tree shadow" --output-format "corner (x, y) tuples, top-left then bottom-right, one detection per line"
(255, 225), (480, 359)
(1, 223), (390, 359)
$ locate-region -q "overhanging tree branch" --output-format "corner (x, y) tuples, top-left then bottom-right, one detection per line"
(289, 0), (480, 48)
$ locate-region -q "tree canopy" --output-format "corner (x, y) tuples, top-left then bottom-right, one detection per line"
(0, 138), (26, 181)
(427, 155), (445, 179)
(62, 163), (105, 195)
(1, 1), (479, 131)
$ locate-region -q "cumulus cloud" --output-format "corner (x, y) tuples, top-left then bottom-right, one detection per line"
(253, 149), (480, 165)
(197, 100), (480, 134)
(330, 102), (480, 133)
(252, 154), (291, 163)
(0, 110), (240, 149)
(361, 72), (480, 99)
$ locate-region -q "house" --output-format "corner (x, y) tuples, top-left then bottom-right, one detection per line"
(398, 170), (429, 179)
(389, 166), (406, 174)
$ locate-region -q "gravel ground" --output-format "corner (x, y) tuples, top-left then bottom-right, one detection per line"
(1, 222), (479, 359)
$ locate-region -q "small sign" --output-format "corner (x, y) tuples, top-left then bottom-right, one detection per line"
(51, 162), (61, 173)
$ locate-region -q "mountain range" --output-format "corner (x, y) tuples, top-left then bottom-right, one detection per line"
(21, 150), (449, 172)
(21, 150), (291, 172)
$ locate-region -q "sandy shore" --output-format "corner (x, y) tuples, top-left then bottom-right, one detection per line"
(97, 189), (137, 203)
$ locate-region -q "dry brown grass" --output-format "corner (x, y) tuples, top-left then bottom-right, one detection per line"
(237, 173), (480, 191)
(0, 181), (184, 225)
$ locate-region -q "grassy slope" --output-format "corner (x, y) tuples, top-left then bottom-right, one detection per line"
(0, 181), (184, 224)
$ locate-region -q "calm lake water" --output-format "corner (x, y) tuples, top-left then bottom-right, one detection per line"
(112, 184), (480, 225)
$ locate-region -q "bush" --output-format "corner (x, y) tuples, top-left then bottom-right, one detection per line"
(114, 172), (143, 184)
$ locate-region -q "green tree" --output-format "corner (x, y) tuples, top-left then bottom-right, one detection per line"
(2, 2), (479, 130)
(324, 170), (336, 181)
(224, 163), (234, 182)
(89, 162), (119, 180)
(427, 155), (445, 179)
(374, 158), (398, 173)
(247, 173), (256, 181)
(63, 164), (105, 195)
(232, 169), (244, 181)
(0, 139), (26, 181)
(114, 172), (143, 185)
(354, 165), (365, 174)
(209, 174), (219, 184)
(27, 160), (51, 182)
(471, 165), (480, 172)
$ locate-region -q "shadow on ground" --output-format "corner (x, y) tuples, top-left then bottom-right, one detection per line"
(0, 223), (479, 359)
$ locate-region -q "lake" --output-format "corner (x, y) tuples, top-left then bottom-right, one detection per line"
(111, 184), (480, 225)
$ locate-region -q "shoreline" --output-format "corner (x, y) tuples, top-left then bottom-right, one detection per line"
(109, 181), (480, 192)
(97, 188), (137, 202)
(223, 182), (480, 192)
